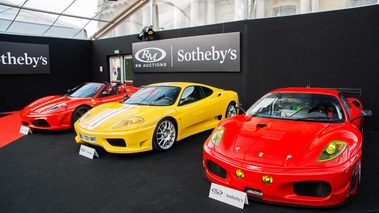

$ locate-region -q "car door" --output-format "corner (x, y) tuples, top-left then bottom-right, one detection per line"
(176, 86), (212, 136)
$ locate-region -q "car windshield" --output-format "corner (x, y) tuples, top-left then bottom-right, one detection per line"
(65, 83), (102, 98)
(123, 86), (181, 106)
(246, 92), (345, 122)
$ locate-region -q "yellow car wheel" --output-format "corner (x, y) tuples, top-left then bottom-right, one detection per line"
(153, 118), (177, 151)
(225, 102), (237, 118)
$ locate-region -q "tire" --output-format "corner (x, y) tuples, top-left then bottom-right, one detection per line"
(152, 118), (177, 151)
(71, 106), (90, 128)
(225, 102), (237, 118)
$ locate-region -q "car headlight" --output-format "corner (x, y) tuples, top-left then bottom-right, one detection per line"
(47, 103), (67, 112)
(211, 126), (224, 146)
(79, 110), (92, 122)
(318, 140), (347, 162)
(113, 116), (144, 129)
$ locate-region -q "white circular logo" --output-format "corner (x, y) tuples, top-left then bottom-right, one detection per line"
(135, 47), (166, 63)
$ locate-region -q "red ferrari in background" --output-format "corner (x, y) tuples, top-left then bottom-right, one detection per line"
(20, 82), (139, 130)
(203, 87), (372, 207)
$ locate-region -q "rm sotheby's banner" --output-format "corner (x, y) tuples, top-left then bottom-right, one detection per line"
(0, 41), (50, 75)
(132, 32), (240, 72)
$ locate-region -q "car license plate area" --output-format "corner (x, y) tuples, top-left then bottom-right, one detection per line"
(80, 133), (97, 143)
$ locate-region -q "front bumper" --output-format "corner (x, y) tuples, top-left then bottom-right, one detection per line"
(20, 111), (72, 130)
(74, 123), (156, 154)
(203, 145), (360, 207)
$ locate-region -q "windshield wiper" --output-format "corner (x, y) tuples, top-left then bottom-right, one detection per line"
(296, 116), (332, 121)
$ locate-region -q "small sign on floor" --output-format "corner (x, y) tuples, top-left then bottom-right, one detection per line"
(209, 183), (248, 209)
(79, 145), (99, 159)
(19, 125), (32, 135)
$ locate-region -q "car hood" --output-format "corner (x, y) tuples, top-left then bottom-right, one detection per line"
(23, 95), (76, 113)
(80, 103), (164, 130)
(222, 117), (331, 167)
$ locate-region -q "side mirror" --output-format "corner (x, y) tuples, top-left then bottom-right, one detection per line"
(236, 103), (245, 114)
(179, 96), (195, 105)
(351, 110), (372, 122)
(361, 110), (373, 117)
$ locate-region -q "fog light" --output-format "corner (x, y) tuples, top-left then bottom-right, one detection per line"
(262, 175), (273, 184)
(235, 170), (244, 179)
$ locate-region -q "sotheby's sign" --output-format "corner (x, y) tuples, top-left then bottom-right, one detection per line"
(0, 41), (50, 74)
(132, 32), (240, 72)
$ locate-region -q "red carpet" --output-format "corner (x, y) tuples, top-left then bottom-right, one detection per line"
(0, 111), (24, 148)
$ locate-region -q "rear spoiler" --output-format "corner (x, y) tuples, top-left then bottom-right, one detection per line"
(330, 88), (362, 96)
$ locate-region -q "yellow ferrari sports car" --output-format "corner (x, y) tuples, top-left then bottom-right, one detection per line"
(74, 82), (239, 153)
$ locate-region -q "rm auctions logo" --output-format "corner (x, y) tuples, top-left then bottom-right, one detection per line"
(134, 47), (167, 68)
(135, 47), (166, 63)
(211, 188), (223, 196)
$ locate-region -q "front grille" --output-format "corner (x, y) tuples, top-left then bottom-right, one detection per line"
(206, 159), (226, 178)
(294, 181), (331, 197)
(106, 139), (126, 147)
(31, 119), (50, 127)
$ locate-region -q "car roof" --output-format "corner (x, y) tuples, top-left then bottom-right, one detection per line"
(147, 82), (213, 88)
(271, 87), (341, 96)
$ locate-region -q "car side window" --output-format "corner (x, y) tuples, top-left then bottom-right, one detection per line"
(179, 86), (205, 106)
(202, 86), (213, 98)
(340, 94), (351, 114)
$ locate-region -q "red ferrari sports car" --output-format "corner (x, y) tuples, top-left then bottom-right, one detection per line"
(20, 82), (139, 130)
(203, 87), (372, 207)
